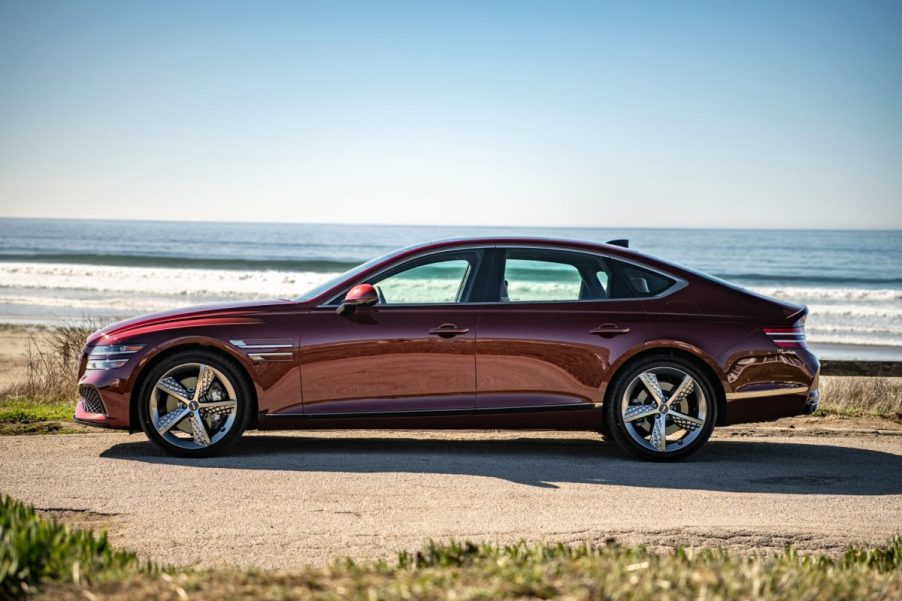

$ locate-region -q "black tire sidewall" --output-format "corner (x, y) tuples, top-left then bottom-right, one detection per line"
(605, 356), (717, 461)
(137, 349), (252, 457)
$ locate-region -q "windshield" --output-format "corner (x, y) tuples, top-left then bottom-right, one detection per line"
(294, 249), (401, 301)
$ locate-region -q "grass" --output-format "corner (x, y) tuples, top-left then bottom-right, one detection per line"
(35, 537), (902, 600)
(0, 398), (79, 435)
(0, 496), (145, 599)
(2, 494), (901, 599)
(0, 399), (72, 423)
(818, 375), (902, 419)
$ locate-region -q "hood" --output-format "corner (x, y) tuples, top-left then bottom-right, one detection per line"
(86, 299), (295, 345)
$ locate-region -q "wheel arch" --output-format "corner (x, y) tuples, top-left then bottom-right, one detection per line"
(603, 346), (728, 427)
(128, 341), (259, 433)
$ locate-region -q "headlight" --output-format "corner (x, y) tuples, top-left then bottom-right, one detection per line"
(86, 344), (146, 370)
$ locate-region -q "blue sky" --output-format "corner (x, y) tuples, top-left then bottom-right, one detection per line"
(0, 1), (900, 228)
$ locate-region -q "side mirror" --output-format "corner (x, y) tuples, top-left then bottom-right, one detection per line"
(336, 283), (379, 315)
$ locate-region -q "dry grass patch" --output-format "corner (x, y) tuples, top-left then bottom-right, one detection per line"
(1, 320), (104, 403)
(819, 375), (902, 420)
(0, 319), (109, 434)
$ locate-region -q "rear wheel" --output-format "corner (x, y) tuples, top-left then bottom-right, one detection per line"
(137, 350), (251, 457)
(605, 357), (717, 461)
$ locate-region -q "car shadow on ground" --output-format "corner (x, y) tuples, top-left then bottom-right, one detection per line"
(100, 434), (902, 494)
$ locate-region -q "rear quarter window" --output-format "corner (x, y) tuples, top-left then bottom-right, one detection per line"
(615, 263), (676, 297)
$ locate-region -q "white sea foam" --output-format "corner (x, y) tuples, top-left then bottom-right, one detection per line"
(0, 262), (333, 298)
(750, 286), (902, 302)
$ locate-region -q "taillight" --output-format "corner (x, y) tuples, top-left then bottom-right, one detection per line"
(763, 327), (807, 349)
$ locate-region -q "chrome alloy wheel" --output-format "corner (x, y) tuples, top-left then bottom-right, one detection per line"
(149, 363), (238, 450)
(620, 366), (708, 453)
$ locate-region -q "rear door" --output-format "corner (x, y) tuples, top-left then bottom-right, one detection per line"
(475, 247), (647, 410)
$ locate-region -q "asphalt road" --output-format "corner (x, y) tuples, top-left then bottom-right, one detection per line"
(1, 428), (901, 569)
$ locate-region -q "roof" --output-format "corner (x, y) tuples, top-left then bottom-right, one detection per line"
(399, 235), (633, 255)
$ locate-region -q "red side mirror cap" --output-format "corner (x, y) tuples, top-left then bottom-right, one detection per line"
(337, 283), (379, 314)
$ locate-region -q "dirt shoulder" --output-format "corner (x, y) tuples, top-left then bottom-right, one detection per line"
(719, 414), (902, 437)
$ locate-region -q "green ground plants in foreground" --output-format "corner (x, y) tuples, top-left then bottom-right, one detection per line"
(2, 495), (899, 600)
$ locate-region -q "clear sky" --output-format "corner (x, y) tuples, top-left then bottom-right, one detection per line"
(1, 1), (900, 229)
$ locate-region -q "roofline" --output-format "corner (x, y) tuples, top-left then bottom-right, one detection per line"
(399, 236), (633, 254)
(303, 235), (674, 305)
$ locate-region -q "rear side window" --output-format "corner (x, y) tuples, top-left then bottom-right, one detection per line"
(615, 262), (676, 297)
(499, 249), (613, 302)
(503, 259), (583, 301)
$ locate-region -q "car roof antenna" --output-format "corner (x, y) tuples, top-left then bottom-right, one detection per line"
(606, 239), (629, 248)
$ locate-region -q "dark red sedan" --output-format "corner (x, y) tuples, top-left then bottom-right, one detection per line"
(76, 237), (819, 460)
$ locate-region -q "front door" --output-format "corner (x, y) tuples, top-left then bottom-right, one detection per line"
(298, 250), (485, 415)
(475, 247), (647, 410)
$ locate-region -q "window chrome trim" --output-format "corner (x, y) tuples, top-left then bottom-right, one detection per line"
(494, 245), (687, 305)
(318, 243), (687, 308)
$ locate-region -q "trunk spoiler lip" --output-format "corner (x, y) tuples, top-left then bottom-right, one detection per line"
(785, 304), (808, 323)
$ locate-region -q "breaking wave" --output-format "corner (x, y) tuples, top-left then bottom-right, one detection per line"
(0, 252), (357, 272)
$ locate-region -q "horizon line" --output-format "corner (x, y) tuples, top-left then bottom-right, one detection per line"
(1, 215), (900, 233)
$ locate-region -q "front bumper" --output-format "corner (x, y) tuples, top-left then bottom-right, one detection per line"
(74, 396), (118, 428)
(74, 370), (133, 429)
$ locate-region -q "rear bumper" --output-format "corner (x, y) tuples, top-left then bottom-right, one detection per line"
(722, 348), (820, 425)
(802, 389), (820, 415)
(722, 388), (813, 424)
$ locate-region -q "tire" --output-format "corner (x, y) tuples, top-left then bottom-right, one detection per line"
(598, 413), (613, 441)
(605, 355), (717, 461)
(137, 349), (252, 457)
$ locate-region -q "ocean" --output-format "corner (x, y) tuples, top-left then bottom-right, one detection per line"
(1, 218), (900, 359)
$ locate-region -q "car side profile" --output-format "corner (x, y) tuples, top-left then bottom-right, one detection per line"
(75, 237), (820, 460)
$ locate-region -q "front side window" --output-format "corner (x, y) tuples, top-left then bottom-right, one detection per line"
(368, 253), (478, 305)
(500, 249), (613, 302)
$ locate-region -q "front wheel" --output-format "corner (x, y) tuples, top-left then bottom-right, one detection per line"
(605, 357), (717, 461)
(137, 350), (251, 457)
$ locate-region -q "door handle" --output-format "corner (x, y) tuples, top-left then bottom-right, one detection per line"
(429, 323), (470, 338)
(590, 324), (631, 337)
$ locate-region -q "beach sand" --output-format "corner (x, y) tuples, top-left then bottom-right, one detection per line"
(0, 325), (32, 389)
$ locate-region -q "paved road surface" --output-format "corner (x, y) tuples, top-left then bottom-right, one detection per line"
(1, 429), (900, 568)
